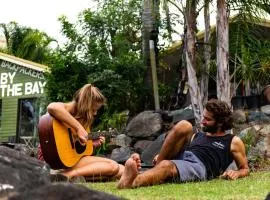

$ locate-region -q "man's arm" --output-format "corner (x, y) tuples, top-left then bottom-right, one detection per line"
(221, 136), (250, 180)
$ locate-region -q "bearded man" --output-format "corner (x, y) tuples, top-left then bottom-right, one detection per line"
(118, 99), (249, 189)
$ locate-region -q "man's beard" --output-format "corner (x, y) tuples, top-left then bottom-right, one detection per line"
(202, 125), (219, 134)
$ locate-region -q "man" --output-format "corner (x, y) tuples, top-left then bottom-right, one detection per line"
(117, 99), (249, 189)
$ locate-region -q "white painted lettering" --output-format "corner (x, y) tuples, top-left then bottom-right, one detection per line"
(38, 81), (46, 94)
(24, 82), (33, 95)
(32, 82), (40, 94)
(14, 83), (23, 96)
(0, 73), (8, 84)
(8, 72), (16, 84)
(0, 85), (7, 97)
(1, 60), (45, 80)
(6, 85), (13, 97)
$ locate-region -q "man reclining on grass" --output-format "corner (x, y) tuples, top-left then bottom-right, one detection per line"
(118, 99), (249, 189)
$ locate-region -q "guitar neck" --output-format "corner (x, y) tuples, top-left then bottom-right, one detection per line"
(88, 132), (103, 140)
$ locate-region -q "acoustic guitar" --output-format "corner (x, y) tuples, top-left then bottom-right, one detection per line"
(38, 114), (94, 169)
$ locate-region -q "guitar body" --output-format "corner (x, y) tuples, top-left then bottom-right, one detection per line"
(38, 114), (93, 169)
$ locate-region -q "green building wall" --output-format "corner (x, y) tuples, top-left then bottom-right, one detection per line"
(0, 58), (46, 142)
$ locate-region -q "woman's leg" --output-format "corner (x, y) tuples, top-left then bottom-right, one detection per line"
(62, 156), (124, 180)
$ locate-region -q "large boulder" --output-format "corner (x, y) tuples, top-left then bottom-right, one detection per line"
(115, 134), (132, 147)
(232, 110), (246, 124)
(0, 145), (122, 200)
(141, 133), (166, 165)
(247, 111), (270, 123)
(125, 111), (163, 138)
(239, 124), (270, 161)
(9, 183), (121, 200)
(133, 140), (153, 154)
(110, 146), (133, 164)
(169, 108), (195, 124)
(0, 145), (50, 198)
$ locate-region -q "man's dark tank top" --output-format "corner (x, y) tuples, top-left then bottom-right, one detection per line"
(185, 132), (235, 179)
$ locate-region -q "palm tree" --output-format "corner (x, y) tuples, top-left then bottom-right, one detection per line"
(15, 29), (56, 63)
(0, 22), (55, 64)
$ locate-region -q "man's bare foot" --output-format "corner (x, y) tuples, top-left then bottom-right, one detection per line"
(117, 153), (141, 189)
(131, 153), (141, 169)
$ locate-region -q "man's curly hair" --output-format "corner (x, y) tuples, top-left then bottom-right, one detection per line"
(205, 99), (233, 131)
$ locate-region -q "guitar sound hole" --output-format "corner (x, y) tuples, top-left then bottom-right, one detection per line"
(74, 141), (87, 154)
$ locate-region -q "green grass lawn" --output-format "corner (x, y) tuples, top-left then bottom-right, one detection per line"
(86, 171), (270, 200)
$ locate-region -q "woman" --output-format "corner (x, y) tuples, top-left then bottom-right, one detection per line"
(38, 84), (124, 181)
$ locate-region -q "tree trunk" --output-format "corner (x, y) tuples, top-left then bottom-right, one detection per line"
(171, 10), (187, 110)
(185, 0), (203, 125)
(200, 0), (211, 106)
(216, 0), (230, 105)
(141, 0), (159, 110)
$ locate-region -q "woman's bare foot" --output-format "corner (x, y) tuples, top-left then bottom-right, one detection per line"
(117, 153), (141, 189)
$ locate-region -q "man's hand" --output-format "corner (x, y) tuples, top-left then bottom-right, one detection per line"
(152, 154), (159, 166)
(93, 136), (106, 148)
(220, 170), (239, 180)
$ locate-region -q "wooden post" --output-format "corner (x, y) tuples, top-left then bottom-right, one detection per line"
(149, 40), (160, 110)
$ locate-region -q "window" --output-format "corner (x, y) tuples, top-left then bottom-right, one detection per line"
(17, 98), (40, 141)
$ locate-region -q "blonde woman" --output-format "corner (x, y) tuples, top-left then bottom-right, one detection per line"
(38, 84), (124, 181)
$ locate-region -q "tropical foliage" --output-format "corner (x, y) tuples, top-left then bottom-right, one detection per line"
(44, 0), (146, 130)
(0, 22), (55, 63)
(229, 21), (270, 96)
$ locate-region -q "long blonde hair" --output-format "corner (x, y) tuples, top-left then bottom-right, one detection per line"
(73, 84), (106, 128)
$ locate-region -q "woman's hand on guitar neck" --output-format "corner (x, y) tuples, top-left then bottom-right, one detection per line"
(93, 136), (106, 148)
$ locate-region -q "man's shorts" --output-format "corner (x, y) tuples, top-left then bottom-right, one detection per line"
(171, 151), (207, 182)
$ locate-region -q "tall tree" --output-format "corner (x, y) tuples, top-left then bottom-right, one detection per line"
(216, 0), (230, 105)
(200, 0), (211, 106)
(141, 0), (160, 110)
(185, 0), (203, 125)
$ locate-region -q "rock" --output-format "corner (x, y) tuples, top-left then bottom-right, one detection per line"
(9, 182), (121, 200)
(0, 146), (50, 198)
(247, 111), (270, 123)
(133, 140), (154, 154)
(169, 108), (195, 124)
(0, 146), (123, 200)
(238, 124), (270, 160)
(239, 127), (258, 147)
(125, 111), (163, 138)
(232, 110), (246, 124)
(261, 105), (270, 115)
(115, 134), (132, 147)
(141, 133), (166, 165)
(110, 147), (133, 164)
(226, 161), (238, 171)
